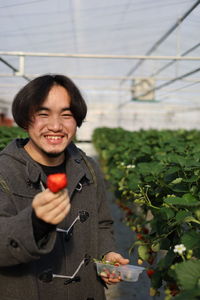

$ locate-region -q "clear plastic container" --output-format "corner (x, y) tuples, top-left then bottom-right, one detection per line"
(95, 262), (144, 282)
(118, 264), (145, 282)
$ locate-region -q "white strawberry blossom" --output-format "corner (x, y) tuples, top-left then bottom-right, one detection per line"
(118, 162), (135, 169)
(126, 164), (135, 169)
(174, 244), (186, 255)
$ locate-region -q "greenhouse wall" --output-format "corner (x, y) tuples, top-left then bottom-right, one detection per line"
(77, 101), (200, 141)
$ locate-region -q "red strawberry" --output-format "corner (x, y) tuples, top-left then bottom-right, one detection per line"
(142, 227), (149, 234)
(47, 173), (68, 193)
(146, 269), (155, 278)
(136, 233), (144, 240)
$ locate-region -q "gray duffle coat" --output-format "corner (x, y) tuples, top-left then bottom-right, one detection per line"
(0, 138), (116, 300)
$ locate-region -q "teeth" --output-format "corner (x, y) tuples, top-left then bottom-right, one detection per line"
(46, 136), (62, 140)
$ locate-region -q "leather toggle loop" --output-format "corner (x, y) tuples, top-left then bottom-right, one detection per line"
(64, 276), (80, 285)
(56, 210), (89, 241)
(39, 255), (90, 284)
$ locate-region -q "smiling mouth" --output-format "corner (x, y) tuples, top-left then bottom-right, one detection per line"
(44, 135), (64, 142)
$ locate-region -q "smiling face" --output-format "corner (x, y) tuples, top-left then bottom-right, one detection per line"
(24, 84), (77, 166)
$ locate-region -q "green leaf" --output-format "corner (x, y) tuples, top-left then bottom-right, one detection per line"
(159, 238), (171, 250)
(169, 183), (190, 193)
(151, 271), (163, 289)
(181, 231), (200, 249)
(126, 173), (141, 190)
(175, 210), (192, 223)
(151, 242), (160, 252)
(159, 207), (175, 220)
(184, 216), (200, 225)
(157, 250), (175, 269)
(138, 245), (150, 261)
(163, 166), (180, 183)
(164, 194), (200, 207)
(164, 166), (180, 175)
(174, 260), (200, 290)
(184, 159), (200, 168)
(174, 288), (200, 300)
(183, 175), (198, 183)
(143, 175), (154, 182)
(171, 177), (183, 184)
(140, 145), (151, 154)
(166, 154), (185, 165)
(137, 162), (163, 176)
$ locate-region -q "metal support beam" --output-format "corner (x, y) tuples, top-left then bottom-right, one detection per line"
(120, 0), (200, 84)
(1, 73), (200, 82)
(136, 67), (200, 99)
(14, 55), (25, 76)
(0, 51), (200, 61)
(0, 55), (30, 81)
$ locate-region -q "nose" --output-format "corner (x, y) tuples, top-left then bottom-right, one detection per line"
(47, 116), (63, 131)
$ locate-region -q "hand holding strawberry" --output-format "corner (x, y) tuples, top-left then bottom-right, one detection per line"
(32, 173), (70, 224)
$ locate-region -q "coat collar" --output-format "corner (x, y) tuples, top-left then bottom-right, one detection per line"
(66, 143), (94, 198)
(15, 140), (93, 197)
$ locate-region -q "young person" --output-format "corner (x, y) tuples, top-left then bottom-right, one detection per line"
(0, 74), (129, 300)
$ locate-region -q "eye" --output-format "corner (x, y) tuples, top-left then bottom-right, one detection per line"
(36, 112), (49, 118)
(38, 113), (48, 117)
(61, 113), (73, 119)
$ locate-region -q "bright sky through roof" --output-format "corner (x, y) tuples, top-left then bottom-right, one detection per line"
(0, 0), (199, 107)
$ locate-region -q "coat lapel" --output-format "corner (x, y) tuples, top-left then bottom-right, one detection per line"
(66, 143), (94, 198)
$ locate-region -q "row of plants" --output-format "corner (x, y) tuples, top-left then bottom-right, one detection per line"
(92, 127), (200, 300)
(0, 126), (27, 151)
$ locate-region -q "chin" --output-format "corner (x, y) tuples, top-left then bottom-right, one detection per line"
(46, 152), (63, 158)
(42, 148), (64, 158)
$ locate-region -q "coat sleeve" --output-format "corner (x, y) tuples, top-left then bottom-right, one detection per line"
(88, 158), (117, 258)
(0, 173), (56, 267)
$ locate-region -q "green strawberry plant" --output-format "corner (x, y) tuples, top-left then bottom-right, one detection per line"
(92, 127), (200, 300)
(0, 126), (28, 150)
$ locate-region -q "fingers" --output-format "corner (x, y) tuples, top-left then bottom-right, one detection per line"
(100, 252), (129, 285)
(117, 256), (130, 265)
(42, 197), (71, 224)
(104, 252), (130, 266)
(32, 189), (71, 224)
(101, 275), (121, 285)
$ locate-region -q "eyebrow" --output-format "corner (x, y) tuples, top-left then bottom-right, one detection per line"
(36, 106), (71, 112)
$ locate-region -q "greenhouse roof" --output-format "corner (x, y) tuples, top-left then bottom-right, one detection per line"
(0, 0), (200, 106)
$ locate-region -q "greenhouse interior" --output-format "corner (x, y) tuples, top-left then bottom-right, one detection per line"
(0, 1), (200, 300)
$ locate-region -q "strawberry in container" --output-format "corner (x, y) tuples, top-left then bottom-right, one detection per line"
(94, 259), (144, 282)
(96, 261), (121, 279)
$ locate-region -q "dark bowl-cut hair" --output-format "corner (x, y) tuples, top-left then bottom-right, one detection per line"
(12, 74), (87, 129)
